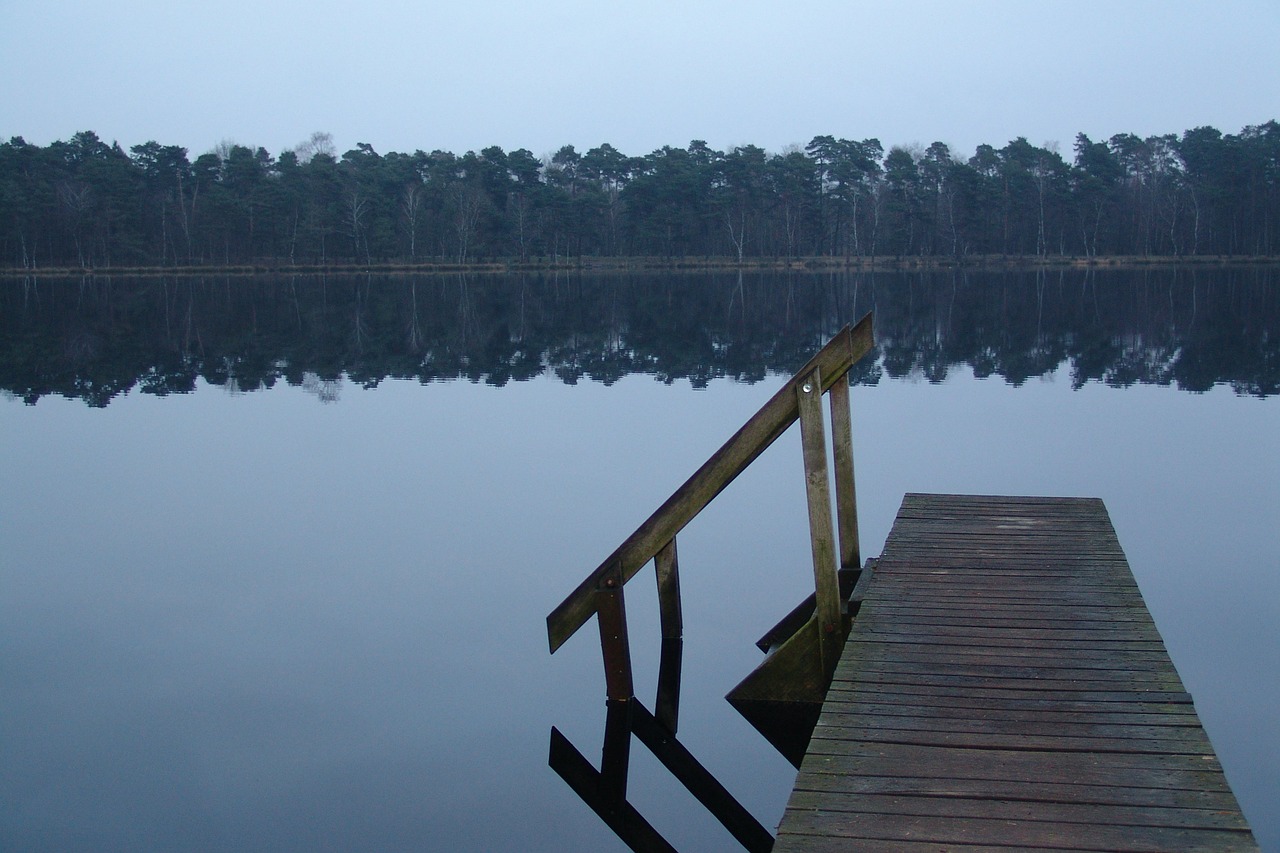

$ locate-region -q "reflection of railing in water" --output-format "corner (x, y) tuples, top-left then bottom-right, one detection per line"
(546, 316), (875, 850)
(549, 691), (774, 852)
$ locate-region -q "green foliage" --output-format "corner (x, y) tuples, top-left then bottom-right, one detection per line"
(0, 122), (1277, 269)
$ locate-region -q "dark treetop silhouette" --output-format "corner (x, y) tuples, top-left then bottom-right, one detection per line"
(3, 267), (1276, 408)
(2, 122), (1277, 269)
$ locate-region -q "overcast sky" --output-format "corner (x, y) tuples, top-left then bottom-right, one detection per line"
(2, 0), (1276, 162)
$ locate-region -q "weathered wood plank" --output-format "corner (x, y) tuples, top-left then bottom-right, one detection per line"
(827, 376), (860, 570)
(863, 582), (1147, 596)
(845, 640), (1176, 663)
(836, 646), (1183, 673)
(807, 727), (1216, 756)
(778, 809), (1257, 852)
(858, 606), (1163, 623)
(812, 721), (1216, 756)
(596, 577), (633, 702)
(653, 537), (682, 640)
(784, 790), (1251, 831)
(792, 771), (1244, 810)
(818, 698), (1201, 725)
(834, 671), (1189, 693)
(847, 613), (1168, 631)
(796, 364), (842, 664)
(801, 741), (1230, 777)
(852, 624), (1169, 644)
(824, 682), (1196, 705)
(776, 494), (1259, 852)
(777, 839), (1101, 853)
(817, 711), (1211, 739)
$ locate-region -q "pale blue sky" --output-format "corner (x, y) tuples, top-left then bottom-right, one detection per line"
(2, 0), (1277, 159)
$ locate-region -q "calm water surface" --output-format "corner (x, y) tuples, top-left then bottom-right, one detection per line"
(2, 270), (1277, 850)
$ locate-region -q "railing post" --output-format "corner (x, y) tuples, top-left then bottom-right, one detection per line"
(596, 564), (634, 702)
(654, 539), (683, 733)
(828, 375), (861, 570)
(600, 698), (633, 807)
(655, 639), (682, 735)
(654, 538), (682, 640)
(796, 367), (842, 670)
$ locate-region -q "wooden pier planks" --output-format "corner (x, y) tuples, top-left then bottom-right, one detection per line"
(774, 493), (1259, 852)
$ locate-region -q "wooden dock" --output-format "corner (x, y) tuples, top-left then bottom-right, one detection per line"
(774, 493), (1259, 852)
(546, 322), (1257, 851)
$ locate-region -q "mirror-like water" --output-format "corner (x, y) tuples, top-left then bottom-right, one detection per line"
(2, 269), (1277, 851)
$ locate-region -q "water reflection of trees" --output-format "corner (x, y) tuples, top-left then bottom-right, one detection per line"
(2, 268), (1276, 407)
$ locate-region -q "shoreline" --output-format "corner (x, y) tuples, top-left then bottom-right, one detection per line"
(3, 254), (1279, 278)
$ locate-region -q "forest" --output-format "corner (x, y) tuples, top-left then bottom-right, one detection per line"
(3, 269), (1275, 406)
(1, 122), (1277, 269)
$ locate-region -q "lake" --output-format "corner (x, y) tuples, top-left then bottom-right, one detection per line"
(2, 268), (1277, 851)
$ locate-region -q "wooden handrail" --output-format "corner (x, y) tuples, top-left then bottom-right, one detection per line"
(547, 313), (874, 653)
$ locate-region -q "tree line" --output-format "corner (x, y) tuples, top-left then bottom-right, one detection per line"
(1, 122), (1277, 269)
(4, 268), (1275, 406)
